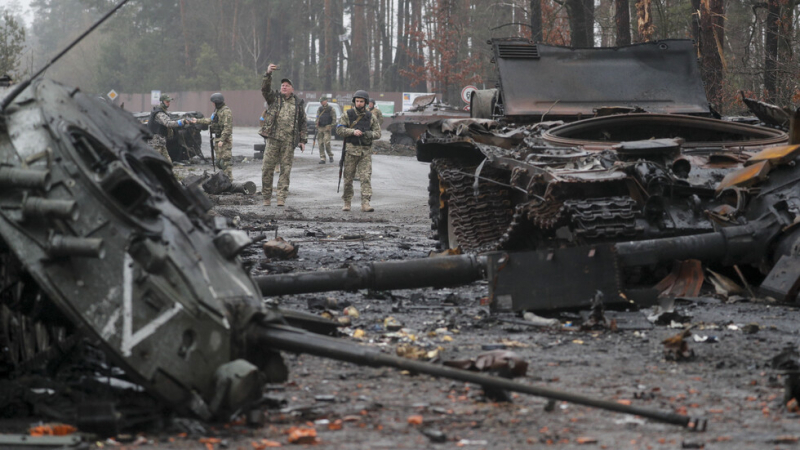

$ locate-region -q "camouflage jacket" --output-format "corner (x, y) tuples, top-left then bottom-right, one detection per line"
(260, 73), (308, 147)
(316, 104), (337, 128)
(151, 108), (184, 139)
(197, 105), (233, 142)
(368, 106), (384, 126)
(336, 107), (381, 155)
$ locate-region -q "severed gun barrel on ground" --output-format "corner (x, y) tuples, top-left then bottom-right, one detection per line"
(251, 193), (800, 432)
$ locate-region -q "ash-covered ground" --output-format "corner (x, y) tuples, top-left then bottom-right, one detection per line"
(4, 128), (800, 449)
(164, 128), (800, 449)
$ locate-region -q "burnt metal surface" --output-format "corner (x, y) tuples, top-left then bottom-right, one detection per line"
(741, 95), (790, 129)
(486, 247), (621, 312)
(491, 39), (711, 120)
(542, 113), (787, 149)
(0, 78), (264, 418)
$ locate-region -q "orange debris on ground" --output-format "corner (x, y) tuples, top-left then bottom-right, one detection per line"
(29, 424), (77, 436)
(327, 420), (343, 431)
(407, 415), (424, 425)
(252, 439), (283, 448)
(286, 426), (318, 445)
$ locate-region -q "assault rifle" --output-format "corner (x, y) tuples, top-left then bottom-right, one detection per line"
(311, 130), (317, 153)
(337, 140), (346, 193)
(209, 129), (216, 172)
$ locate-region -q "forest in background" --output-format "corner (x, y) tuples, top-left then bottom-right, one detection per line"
(0, 0), (798, 113)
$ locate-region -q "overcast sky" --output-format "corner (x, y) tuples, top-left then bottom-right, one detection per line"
(2, 0), (34, 25)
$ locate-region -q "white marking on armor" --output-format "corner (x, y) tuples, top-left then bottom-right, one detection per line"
(124, 302), (183, 355)
(197, 261), (218, 299)
(101, 308), (121, 340)
(121, 253), (133, 356)
(120, 253), (184, 357)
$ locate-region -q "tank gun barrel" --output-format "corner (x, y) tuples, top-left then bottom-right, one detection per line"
(615, 216), (783, 268)
(248, 322), (705, 430)
(255, 255), (485, 297)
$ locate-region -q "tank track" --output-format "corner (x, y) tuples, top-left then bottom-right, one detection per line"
(431, 159), (512, 253)
(0, 251), (73, 376)
(563, 197), (640, 240)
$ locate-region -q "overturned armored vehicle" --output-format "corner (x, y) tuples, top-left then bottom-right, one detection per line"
(421, 39), (800, 310)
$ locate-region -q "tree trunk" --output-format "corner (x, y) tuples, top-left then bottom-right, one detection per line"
(634, 0), (653, 42)
(530, 0), (543, 42)
(324, 0), (333, 89)
(178, 0), (192, 67)
(615, 0), (631, 45)
(566, 0), (593, 47)
(352, 0), (368, 88)
(765, 0), (779, 103)
(392, 0), (406, 91)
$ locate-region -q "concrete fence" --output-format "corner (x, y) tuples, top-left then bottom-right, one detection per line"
(117, 89), (407, 127)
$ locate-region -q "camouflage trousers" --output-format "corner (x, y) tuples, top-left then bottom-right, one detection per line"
(148, 135), (172, 164)
(342, 145), (372, 203)
(261, 139), (295, 201)
(215, 138), (233, 180)
(317, 125), (333, 160)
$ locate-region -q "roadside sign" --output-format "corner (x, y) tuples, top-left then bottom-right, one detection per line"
(461, 85), (477, 104)
(150, 90), (161, 106)
(107, 89), (118, 101)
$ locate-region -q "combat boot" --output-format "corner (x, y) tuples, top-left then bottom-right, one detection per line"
(319, 159), (326, 164)
(263, 199), (271, 206)
(361, 200), (374, 212)
(342, 201), (351, 211)
(329, 156), (334, 163)
(277, 199), (285, 207)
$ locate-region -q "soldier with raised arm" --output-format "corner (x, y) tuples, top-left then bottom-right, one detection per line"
(258, 64), (307, 207)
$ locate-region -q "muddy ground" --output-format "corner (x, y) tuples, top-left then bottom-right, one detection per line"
(6, 128), (800, 449)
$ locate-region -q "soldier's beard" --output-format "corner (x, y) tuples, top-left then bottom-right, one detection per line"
(355, 106), (366, 113)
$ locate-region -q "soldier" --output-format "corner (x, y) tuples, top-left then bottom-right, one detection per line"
(368, 99), (384, 127)
(148, 94), (196, 165)
(259, 63), (307, 207)
(196, 93), (234, 180)
(336, 90), (380, 212)
(316, 96), (336, 164)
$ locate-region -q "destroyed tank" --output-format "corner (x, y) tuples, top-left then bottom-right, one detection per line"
(419, 39), (800, 309)
(0, 8), (711, 429)
(388, 94), (470, 146)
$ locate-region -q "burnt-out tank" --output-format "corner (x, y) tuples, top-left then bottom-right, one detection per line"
(0, 76), (710, 430)
(1, 46), (713, 442)
(388, 94), (470, 146)
(418, 38), (800, 310)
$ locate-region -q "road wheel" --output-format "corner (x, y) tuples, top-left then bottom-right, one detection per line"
(428, 166), (451, 249)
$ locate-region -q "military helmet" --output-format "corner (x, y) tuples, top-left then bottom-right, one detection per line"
(210, 93), (224, 105)
(160, 93), (173, 102)
(320, 96), (328, 102)
(352, 90), (369, 103)
(368, 98), (376, 105)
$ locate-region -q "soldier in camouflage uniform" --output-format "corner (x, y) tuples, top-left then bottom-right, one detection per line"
(316, 96), (336, 164)
(259, 63), (307, 207)
(147, 94), (196, 165)
(367, 99), (384, 127)
(195, 93), (234, 180)
(336, 90), (380, 212)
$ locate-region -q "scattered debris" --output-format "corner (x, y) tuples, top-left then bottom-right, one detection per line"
(263, 237), (299, 259)
(662, 329), (695, 361)
(522, 312), (560, 328)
